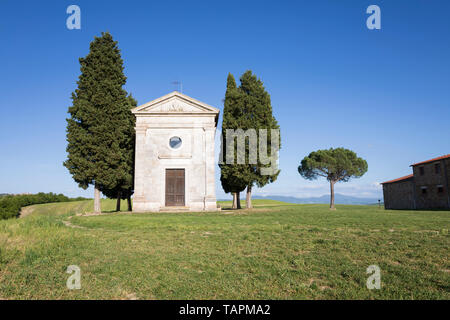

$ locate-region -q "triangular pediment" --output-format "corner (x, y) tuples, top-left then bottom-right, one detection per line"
(132, 91), (219, 115)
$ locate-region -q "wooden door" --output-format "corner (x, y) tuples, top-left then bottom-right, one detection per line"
(165, 169), (185, 206)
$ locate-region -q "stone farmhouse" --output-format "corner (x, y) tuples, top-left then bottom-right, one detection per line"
(381, 155), (450, 210)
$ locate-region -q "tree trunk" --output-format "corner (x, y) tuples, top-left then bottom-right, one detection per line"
(330, 180), (336, 210)
(116, 190), (121, 212)
(232, 192), (237, 209)
(94, 183), (101, 213)
(246, 185), (252, 209)
(237, 192), (241, 209)
(127, 195), (132, 211)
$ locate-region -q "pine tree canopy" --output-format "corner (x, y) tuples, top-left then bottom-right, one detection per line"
(298, 148), (368, 183)
(298, 148), (368, 210)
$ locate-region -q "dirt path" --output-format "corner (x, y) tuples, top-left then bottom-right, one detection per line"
(19, 206), (35, 218)
(62, 216), (86, 229)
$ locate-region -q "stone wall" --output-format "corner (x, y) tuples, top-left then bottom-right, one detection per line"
(413, 159), (450, 209)
(445, 158), (450, 207)
(383, 157), (450, 210)
(383, 179), (415, 210)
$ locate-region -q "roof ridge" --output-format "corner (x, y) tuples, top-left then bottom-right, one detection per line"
(131, 91), (220, 114)
(381, 174), (414, 185)
(410, 154), (450, 167)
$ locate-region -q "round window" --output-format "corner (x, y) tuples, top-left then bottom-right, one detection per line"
(169, 136), (182, 149)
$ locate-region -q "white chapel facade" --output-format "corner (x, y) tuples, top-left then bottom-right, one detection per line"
(131, 91), (219, 212)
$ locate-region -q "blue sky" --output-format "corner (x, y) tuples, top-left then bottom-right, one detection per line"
(0, 0), (449, 199)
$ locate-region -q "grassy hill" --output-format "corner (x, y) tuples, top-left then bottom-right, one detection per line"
(0, 199), (448, 299)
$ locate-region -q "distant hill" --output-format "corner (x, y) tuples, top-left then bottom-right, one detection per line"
(250, 194), (381, 205)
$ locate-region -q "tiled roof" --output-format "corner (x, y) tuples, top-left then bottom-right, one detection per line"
(410, 154), (450, 166)
(381, 174), (414, 185)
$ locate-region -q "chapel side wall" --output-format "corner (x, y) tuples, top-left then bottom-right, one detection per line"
(132, 125), (148, 211)
(204, 127), (217, 210)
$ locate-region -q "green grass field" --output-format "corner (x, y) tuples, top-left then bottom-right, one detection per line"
(0, 199), (448, 299)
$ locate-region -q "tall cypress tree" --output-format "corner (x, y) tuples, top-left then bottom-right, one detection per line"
(219, 74), (248, 209)
(64, 32), (133, 213)
(238, 71), (280, 208)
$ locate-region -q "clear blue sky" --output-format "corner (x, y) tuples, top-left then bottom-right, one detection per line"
(1, 0), (449, 199)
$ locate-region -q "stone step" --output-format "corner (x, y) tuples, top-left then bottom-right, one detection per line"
(159, 206), (190, 212)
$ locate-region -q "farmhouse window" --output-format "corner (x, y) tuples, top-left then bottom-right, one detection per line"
(435, 163), (441, 174)
(437, 185), (444, 194)
(419, 167), (425, 175)
(421, 187), (427, 195)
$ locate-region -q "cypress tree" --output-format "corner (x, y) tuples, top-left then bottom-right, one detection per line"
(99, 94), (137, 211)
(238, 71), (281, 208)
(219, 74), (248, 209)
(64, 32), (133, 213)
